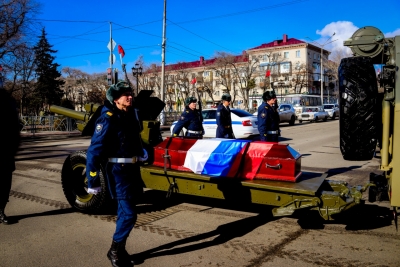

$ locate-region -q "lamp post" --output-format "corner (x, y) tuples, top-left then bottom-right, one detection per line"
(305, 33), (337, 105)
(131, 63), (143, 96)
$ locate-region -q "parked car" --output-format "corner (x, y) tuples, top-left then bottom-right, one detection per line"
(170, 108), (259, 139)
(298, 106), (329, 123)
(253, 104), (296, 125)
(323, 104), (339, 119)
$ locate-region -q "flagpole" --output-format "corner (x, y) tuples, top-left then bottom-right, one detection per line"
(110, 22), (113, 84)
(160, 0), (167, 125)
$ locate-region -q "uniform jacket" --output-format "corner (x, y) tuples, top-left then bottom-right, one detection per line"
(86, 100), (144, 199)
(0, 89), (20, 172)
(257, 102), (280, 137)
(216, 104), (233, 138)
(172, 106), (204, 135)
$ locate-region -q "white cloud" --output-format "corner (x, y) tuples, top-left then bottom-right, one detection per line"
(385, 28), (400, 37)
(315, 21), (358, 54)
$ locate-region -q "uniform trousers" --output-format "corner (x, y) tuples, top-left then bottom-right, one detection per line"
(260, 134), (279, 142)
(0, 171), (12, 210)
(113, 199), (137, 242)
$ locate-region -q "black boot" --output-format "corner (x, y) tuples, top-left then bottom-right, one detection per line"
(0, 210), (9, 225)
(107, 240), (134, 267)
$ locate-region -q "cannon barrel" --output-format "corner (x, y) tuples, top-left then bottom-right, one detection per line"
(49, 103), (101, 133)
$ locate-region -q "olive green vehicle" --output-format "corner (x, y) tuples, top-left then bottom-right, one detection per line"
(50, 26), (399, 222)
(340, 26), (400, 223)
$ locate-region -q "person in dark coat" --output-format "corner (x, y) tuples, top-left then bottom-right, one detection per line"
(216, 93), (234, 139)
(172, 96), (204, 138)
(0, 88), (20, 224)
(86, 82), (147, 267)
(257, 90), (280, 142)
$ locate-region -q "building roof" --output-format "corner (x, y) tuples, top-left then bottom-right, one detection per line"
(248, 34), (305, 51)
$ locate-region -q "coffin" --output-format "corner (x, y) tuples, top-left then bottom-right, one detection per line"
(152, 137), (302, 182)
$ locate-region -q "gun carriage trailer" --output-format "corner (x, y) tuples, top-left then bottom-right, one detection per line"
(50, 26), (399, 223)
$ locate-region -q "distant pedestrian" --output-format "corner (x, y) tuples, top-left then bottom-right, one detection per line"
(172, 96), (204, 138)
(0, 88), (21, 224)
(86, 82), (147, 267)
(258, 90), (280, 142)
(216, 93), (234, 139)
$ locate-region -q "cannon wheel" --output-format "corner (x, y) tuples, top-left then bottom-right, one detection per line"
(61, 150), (111, 213)
(338, 56), (378, 160)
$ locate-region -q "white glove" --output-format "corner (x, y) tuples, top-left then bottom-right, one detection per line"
(138, 148), (148, 162)
(87, 187), (101, 195)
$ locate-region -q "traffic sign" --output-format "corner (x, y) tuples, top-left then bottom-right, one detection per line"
(109, 54), (116, 64)
(107, 39), (116, 51)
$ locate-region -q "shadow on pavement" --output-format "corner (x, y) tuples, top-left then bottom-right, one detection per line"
(6, 208), (76, 225)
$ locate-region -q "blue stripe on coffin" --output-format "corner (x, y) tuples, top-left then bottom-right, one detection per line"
(201, 139), (250, 176)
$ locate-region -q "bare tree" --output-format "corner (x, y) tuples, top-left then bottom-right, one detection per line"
(0, 0), (41, 60)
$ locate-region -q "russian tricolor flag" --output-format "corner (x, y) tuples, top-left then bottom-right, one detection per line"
(183, 139), (251, 177)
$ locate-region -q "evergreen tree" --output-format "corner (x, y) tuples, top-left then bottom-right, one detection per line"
(33, 28), (64, 108)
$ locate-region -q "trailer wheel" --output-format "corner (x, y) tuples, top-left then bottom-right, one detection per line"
(339, 57), (378, 160)
(61, 151), (111, 213)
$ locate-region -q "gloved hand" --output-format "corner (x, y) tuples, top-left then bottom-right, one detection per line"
(87, 187), (101, 195)
(138, 148), (148, 162)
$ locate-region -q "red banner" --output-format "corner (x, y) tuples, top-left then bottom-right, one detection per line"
(117, 45), (125, 58)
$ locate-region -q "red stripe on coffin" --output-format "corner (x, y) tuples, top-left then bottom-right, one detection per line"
(153, 137), (196, 172)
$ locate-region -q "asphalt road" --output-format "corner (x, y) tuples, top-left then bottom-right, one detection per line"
(1, 119), (399, 267)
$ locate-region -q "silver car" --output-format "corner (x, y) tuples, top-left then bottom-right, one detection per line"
(323, 104), (339, 119)
(298, 106), (329, 123)
(253, 104), (296, 125)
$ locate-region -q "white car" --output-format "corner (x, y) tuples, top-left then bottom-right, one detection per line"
(323, 104), (339, 119)
(170, 108), (259, 139)
(298, 107), (329, 123)
(253, 104), (296, 125)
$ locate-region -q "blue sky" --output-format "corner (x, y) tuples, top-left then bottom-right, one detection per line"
(33, 0), (400, 74)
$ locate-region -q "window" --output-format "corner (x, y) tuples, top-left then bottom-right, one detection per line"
(215, 71), (219, 77)
(231, 109), (253, 117)
(203, 71), (210, 77)
(284, 52), (289, 58)
(296, 50), (300, 58)
(281, 63), (290, 73)
(263, 54), (269, 62)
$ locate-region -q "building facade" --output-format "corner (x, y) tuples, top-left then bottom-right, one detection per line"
(142, 34), (337, 111)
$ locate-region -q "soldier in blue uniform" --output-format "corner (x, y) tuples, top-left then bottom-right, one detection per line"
(0, 88), (20, 225)
(86, 82), (147, 267)
(257, 90), (280, 142)
(172, 96), (204, 138)
(216, 93), (234, 138)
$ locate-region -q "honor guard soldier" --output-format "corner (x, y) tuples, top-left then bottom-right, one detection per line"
(172, 96), (204, 138)
(258, 90), (280, 142)
(216, 93), (235, 138)
(86, 82), (148, 267)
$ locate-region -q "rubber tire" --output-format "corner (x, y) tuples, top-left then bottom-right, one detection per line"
(289, 115), (295, 126)
(331, 113), (336, 120)
(339, 56), (378, 161)
(61, 150), (111, 213)
(323, 116), (327, 122)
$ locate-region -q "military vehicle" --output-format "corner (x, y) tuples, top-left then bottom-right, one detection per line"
(340, 26), (399, 223)
(50, 26), (399, 223)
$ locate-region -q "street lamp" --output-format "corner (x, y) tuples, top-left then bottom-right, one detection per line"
(131, 63), (143, 96)
(78, 89), (83, 111)
(305, 33), (337, 105)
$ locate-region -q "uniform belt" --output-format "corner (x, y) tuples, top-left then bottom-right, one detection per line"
(223, 126), (231, 128)
(187, 130), (202, 134)
(108, 157), (139, 163)
(267, 130), (279, 134)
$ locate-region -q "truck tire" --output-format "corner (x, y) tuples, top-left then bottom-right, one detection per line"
(339, 57), (378, 160)
(61, 150), (111, 213)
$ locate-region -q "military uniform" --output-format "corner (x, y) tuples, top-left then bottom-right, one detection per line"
(216, 103), (234, 138)
(257, 102), (280, 142)
(86, 99), (144, 243)
(0, 89), (20, 224)
(173, 107), (204, 138)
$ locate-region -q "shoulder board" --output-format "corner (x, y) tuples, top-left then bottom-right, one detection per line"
(186, 111), (189, 113)
(105, 111), (113, 117)
(265, 106), (269, 109)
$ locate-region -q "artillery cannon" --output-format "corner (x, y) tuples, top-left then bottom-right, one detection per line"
(51, 89), (373, 220)
(339, 26), (400, 224)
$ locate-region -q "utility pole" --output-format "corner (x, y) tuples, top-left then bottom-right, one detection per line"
(160, 0), (167, 125)
(110, 22), (113, 84)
